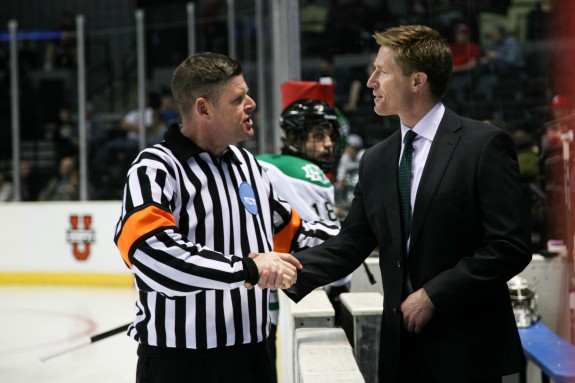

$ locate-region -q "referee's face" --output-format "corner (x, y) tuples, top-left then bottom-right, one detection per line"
(213, 75), (257, 145)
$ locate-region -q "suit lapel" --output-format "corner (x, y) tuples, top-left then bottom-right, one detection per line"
(409, 109), (462, 252)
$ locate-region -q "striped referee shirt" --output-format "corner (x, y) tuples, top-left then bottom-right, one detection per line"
(114, 124), (338, 351)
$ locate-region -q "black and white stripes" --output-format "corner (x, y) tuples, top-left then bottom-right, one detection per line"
(114, 124), (337, 350)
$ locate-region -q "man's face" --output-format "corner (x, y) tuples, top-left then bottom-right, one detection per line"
(302, 124), (334, 164)
(490, 29), (504, 43)
(367, 46), (413, 117)
(212, 75), (257, 145)
(455, 30), (469, 44)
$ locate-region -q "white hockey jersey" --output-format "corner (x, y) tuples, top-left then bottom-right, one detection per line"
(257, 153), (339, 226)
(257, 154), (351, 293)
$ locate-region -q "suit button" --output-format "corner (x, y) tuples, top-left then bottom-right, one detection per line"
(397, 260), (401, 268)
(393, 308), (398, 315)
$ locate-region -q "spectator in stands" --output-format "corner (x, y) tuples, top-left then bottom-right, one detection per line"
(0, 168), (14, 202)
(476, 24), (526, 118)
(481, 24), (525, 75)
(53, 106), (78, 162)
(121, 92), (174, 147)
(19, 160), (43, 201)
(450, 23), (480, 71)
(89, 101), (151, 200)
(120, 100), (155, 143)
(335, 133), (365, 207)
(447, 23), (480, 113)
(38, 156), (79, 201)
(158, 91), (179, 127)
(146, 91), (178, 146)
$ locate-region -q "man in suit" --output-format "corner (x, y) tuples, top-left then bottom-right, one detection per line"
(282, 24), (532, 383)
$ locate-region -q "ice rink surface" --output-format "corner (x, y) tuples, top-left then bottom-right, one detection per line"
(0, 285), (138, 383)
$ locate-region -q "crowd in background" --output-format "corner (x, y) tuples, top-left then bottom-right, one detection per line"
(0, 0), (560, 251)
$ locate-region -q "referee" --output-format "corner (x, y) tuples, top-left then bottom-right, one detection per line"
(114, 52), (338, 383)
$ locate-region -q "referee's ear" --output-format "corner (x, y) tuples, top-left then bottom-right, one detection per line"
(195, 98), (210, 118)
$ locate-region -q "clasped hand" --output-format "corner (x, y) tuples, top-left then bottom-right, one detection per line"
(244, 251), (302, 289)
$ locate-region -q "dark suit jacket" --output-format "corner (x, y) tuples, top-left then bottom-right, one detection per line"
(285, 108), (532, 382)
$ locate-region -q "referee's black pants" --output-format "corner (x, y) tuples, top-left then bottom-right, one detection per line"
(136, 342), (275, 383)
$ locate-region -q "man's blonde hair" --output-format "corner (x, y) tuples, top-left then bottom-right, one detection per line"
(374, 25), (452, 100)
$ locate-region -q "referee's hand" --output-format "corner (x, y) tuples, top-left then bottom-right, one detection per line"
(246, 252), (302, 289)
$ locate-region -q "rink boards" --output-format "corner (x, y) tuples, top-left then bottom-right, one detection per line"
(0, 201), (132, 286)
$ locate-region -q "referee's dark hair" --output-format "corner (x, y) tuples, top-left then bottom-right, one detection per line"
(172, 52), (243, 117)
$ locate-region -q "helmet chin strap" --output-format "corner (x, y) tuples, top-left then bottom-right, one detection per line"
(281, 144), (300, 157)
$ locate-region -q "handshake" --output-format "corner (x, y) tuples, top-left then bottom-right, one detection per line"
(245, 251), (302, 290)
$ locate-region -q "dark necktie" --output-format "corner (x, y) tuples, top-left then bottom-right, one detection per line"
(399, 130), (417, 242)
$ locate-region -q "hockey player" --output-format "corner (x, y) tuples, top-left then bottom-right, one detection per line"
(257, 99), (351, 378)
(258, 99), (345, 226)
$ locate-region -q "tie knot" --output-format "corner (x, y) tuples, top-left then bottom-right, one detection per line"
(404, 130), (417, 145)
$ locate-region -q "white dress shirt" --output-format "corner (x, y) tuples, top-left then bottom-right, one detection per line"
(399, 102), (445, 293)
(399, 101), (445, 228)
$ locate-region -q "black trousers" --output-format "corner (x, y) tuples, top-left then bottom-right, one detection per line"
(398, 330), (503, 383)
(136, 342), (275, 383)
(265, 323), (278, 383)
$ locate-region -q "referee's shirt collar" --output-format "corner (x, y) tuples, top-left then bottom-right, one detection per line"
(163, 123), (242, 164)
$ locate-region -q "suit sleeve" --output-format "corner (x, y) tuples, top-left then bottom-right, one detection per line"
(284, 168), (378, 302)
